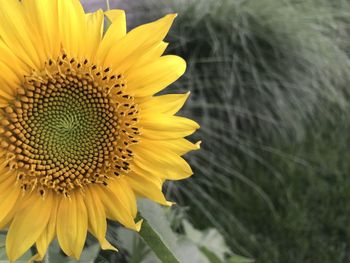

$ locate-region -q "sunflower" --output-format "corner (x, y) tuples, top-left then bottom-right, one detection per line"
(0, 0), (199, 261)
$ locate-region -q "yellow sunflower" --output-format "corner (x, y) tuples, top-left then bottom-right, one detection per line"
(0, 0), (199, 261)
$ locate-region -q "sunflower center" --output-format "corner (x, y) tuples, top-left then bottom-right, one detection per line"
(0, 55), (140, 196)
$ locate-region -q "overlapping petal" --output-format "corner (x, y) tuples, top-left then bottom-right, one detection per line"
(6, 193), (53, 262)
(101, 14), (177, 71)
(85, 187), (117, 251)
(57, 192), (88, 259)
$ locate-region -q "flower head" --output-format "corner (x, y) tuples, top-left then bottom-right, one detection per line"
(0, 0), (199, 261)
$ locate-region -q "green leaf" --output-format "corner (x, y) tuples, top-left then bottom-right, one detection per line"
(181, 220), (255, 263)
(227, 255), (255, 263)
(182, 220), (231, 262)
(117, 227), (159, 263)
(175, 237), (210, 263)
(200, 247), (223, 263)
(138, 199), (179, 251)
(138, 199), (184, 263)
(138, 220), (180, 263)
(137, 199), (210, 263)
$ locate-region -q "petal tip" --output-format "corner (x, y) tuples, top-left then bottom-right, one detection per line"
(166, 13), (178, 20)
(135, 219), (144, 232)
(100, 239), (118, 252)
(193, 121), (200, 130)
(169, 201), (177, 206)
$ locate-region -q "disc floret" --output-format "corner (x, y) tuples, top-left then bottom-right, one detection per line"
(0, 54), (140, 196)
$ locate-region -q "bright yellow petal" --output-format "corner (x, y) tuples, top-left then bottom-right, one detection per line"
(36, 196), (59, 260)
(0, 170), (14, 190)
(132, 143), (193, 180)
(85, 9), (104, 60)
(142, 138), (201, 156)
(0, 175), (20, 229)
(125, 171), (172, 206)
(0, 61), (22, 100)
(105, 9), (126, 38)
(140, 115), (199, 140)
(58, 0), (86, 58)
(22, 0), (60, 61)
(127, 41), (169, 71)
(139, 92), (190, 116)
(6, 192), (53, 262)
(96, 10), (126, 63)
(126, 55), (186, 97)
(0, 39), (29, 79)
(85, 187), (117, 251)
(57, 192), (88, 259)
(0, 0), (42, 69)
(102, 14), (177, 71)
(96, 181), (141, 231)
(109, 178), (137, 217)
(0, 38), (30, 102)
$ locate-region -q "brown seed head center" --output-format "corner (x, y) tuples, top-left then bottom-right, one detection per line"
(0, 55), (140, 196)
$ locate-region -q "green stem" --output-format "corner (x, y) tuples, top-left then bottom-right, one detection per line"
(106, 0), (110, 11)
(138, 217), (181, 263)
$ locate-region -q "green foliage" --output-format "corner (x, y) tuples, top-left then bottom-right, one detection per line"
(221, 111), (350, 263)
(138, 200), (181, 263)
(123, 0), (350, 262)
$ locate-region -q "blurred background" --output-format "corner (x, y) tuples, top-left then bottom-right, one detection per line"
(80, 1), (350, 262)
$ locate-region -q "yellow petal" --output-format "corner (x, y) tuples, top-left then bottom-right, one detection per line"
(0, 39), (29, 80)
(105, 9), (126, 38)
(102, 14), (177, 71)
(85, 187), (117, 251)
(125, 171), (172, 206)
(132, 144), (193, 180)
(96, 182), (141, 231)
(0, 0), (41, 69)
(0, 171), (15, 191)
(97, 9), (126, 63)
(128, 41), (169, 71)
(126, 55), (186, 97)
(85, 9), (104, 60)
(0, 60), (22, 100)
(139, 92), (190, 116)
(140, 115), (199, 140)
(36, 196), (59, 260)
(143, 138), (201, 156)
(58, 0), (86, 58)
(57, 192), (88, 259)
(0, 38), (30, 100)
(109, 178), (137, 217)
(22, 0), (60, 61)
(0, 176), (20, 229)
(6, 192), (53, 262)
